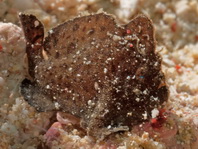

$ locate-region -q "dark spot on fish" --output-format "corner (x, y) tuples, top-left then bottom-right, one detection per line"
(73, 24), (79, 31)
(100, 26), (106, 31)
(82, 26), (86, 32)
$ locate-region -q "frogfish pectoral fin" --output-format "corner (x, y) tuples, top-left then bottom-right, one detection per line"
(20, 79), (56, 112)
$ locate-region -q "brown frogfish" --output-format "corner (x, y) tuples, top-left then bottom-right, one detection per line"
(19, 13), (169, 139)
